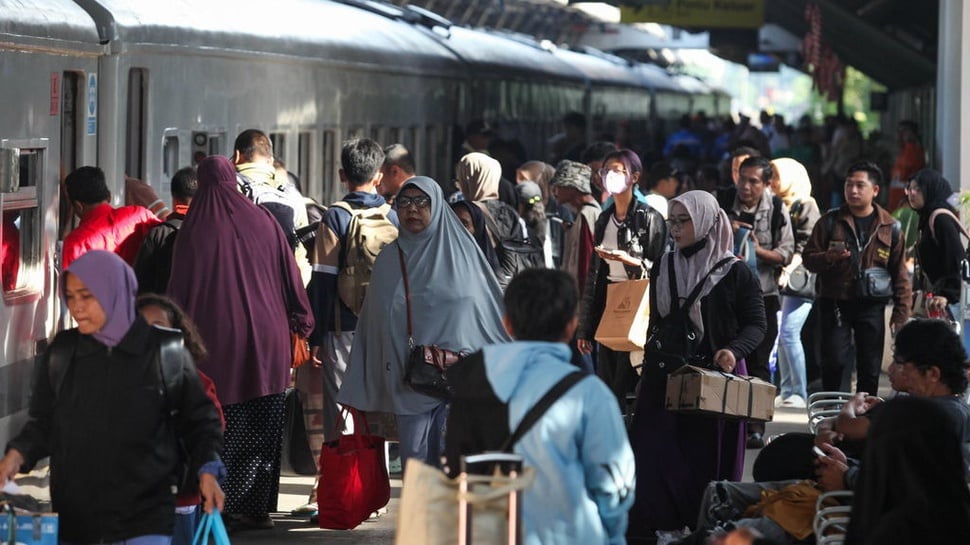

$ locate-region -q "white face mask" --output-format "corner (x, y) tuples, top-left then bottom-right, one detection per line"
(604, 170), (629, 195)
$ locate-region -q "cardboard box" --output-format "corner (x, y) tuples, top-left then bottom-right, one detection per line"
(665, 365), (776, 422)
(0, 512), (58, 545)
(594, 279), (649, 352)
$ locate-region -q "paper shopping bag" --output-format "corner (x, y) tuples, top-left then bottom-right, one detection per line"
(594, 279), (649, 352)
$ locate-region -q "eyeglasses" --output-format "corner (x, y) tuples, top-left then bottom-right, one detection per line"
(395, 195), (432, 210)
(904, 184), (921, 194)
(665, 216), (692, 229)
(598, 167), (628, 178)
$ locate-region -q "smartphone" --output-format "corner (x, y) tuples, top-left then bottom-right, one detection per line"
(828, 240), (847, 252)
(812, 446), (826, 458)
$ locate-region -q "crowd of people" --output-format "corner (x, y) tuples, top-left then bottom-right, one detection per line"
(0, 110), (967, 545)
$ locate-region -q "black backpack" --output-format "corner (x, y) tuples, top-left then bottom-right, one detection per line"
(443, 351), (586, 478)
(47, 326), (192, 495)
(481, 200), (544, 287)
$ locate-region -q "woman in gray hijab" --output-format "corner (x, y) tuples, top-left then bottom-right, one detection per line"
(628, 190), (766, 540)
(338, 177), (510, 465)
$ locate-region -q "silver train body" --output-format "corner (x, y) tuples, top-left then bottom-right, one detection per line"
(0, 0), (727, 444)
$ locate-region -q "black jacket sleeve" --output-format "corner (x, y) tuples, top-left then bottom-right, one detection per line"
(173, 346), (224, 479)
(5, 340), (59, 470)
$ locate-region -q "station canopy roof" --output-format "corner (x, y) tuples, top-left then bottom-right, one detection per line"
(389, 0), (938, 90)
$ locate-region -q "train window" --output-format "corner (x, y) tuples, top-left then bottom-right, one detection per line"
(424, 125), (436, 178)
(163, 134), (179, 179)
(125, 68), (148, 180)
(408, 127), (420, 172)
(270, 133), (286, 163)
(297, 132), (311, 188)
(207, 134), (223, 157)
(1, 146), (44, 302)
(370, 126), (383, 144)
(322, 129), (337, 203)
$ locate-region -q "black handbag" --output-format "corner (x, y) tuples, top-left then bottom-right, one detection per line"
(642, 257), (734, 374)
(857, 267), (893, 301)
(780, 263), (816, 299)
(280, 388), (318, 476)
(398, 247), (466, 399)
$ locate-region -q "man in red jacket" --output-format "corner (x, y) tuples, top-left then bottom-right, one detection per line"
(62, 166), (160, 270)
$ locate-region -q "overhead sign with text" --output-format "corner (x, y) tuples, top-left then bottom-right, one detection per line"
(620, 0), (765, 29)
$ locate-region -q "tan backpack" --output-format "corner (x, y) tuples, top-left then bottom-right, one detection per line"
(333, 201), (398, 315)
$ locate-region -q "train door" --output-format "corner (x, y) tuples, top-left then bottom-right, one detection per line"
(59, 72), (82, 241)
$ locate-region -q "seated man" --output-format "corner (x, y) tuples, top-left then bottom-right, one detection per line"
(678, 318), (970, 545)
(445, 268), (635, 545)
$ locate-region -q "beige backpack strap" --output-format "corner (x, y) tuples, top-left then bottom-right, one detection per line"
(928, 208), (970, 242)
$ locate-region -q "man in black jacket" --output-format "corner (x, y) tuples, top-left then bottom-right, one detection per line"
(134, 166), (197, 294)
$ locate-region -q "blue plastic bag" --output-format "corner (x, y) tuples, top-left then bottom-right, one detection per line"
(190, 511), (230, 545)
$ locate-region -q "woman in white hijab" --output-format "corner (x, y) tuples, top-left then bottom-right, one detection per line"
(338, 177), (510, 466)
(771, 158), (821, 408)
(628, 190), (766, 541)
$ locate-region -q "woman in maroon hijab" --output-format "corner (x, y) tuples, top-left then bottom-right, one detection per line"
(168, 155), (313, 530)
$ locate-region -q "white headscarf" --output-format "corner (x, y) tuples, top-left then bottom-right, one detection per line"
(771, 157), (813, 207)
(338, 176), (511, 415)
(655, 190), (737, 337)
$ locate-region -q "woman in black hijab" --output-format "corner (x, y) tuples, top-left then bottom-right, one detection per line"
(450, 200), (501, 273)
(907, 168), (966, 319)
(845, 395), (970, 544)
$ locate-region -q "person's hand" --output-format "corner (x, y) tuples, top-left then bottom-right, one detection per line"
(815, 428), (843, 448)
(0, 449), (24, 484)
(310, 346), (322, 367)
(199, 472), (225, 514)
(577, 339), (593, 355)
(928, 295), (949, 313)
(609, 249), (641, 268)
(824, 247), (851, 264)
(713, 349), (736, 373)
(844, 392), (870, 413)
(730, 220), (752, 234)
(815, 443), (849, 492)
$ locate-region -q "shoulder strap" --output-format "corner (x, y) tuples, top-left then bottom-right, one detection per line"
(770, 195), (786, 242)
(500, 371), (586, 452)
(331, 201), (356, 216)
(928, 208), (970, 242)
(48, 329), (80, 397)
(680, 257), (735, 312)
(397, 246), (413, 347)
(154, 326), (186, 417)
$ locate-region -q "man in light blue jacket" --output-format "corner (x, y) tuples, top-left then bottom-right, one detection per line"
(446, 269), (636, 544)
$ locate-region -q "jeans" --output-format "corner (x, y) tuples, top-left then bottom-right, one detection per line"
(396, 401), (448, 468)
(818, 298), (887, 394)
(776, 296), (813, 400)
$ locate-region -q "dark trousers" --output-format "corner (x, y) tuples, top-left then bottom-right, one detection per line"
(596, 343), (637, 415)
(817, 298), (886, 394)
(746, 295), (780, 435)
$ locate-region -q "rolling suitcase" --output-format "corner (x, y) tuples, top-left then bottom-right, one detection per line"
(457, 453), (525, 545)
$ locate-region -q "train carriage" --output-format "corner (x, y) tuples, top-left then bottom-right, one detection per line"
(0, 0), (728, 448)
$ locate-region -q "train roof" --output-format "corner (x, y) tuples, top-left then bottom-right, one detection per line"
(78, 0), (464, 76)
(550, 46), (644, 89)
(0, 0), (101, 52)
(633, 63), (689, 94)
(435, 26), (585, 83)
